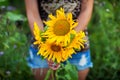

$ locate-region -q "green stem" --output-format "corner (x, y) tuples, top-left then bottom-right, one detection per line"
(44, 69), (56, 80)
(51, 70), (55, 80)
(44, 69), (52, 80)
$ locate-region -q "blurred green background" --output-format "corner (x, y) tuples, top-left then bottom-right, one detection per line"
(0, 0), (120, 80)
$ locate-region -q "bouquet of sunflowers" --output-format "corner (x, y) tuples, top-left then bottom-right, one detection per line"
(33, 8), (86, 63)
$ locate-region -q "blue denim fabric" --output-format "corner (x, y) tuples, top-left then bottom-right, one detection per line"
(27, 45), (93, 70)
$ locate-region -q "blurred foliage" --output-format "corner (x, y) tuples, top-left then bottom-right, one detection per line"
(0, 0), (120, 80)
(0, 0), (33, 80)
(88, 0), (120, 80)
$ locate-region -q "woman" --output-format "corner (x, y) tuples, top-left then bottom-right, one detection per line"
(25, 0), (94, 80)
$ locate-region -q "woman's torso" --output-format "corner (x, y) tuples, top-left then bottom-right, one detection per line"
(38, 0), (81, 20)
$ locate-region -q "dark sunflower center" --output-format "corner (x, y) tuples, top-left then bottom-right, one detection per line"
(53, 19), (70, 36)
(51, 44), (61, 52)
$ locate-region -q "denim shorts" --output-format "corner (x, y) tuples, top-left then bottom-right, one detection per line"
(26, 45), (93, 71)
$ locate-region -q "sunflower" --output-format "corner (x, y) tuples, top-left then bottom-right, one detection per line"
(37, 40), (75, 63)
(43, 8), (78, 46)
(62, 47), (75, 61)
(68, 31), (86, 51)
(33, 22), (42, 45)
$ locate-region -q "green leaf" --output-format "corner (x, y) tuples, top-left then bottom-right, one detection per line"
(5, 12), (26, 22)
(44, 26), (48, 32)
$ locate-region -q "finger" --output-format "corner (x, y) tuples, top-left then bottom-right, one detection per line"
(49, 65), (60, 70)
(50, 67), (60, 70)
(48, 62), (54, 66)
(47, 59), (54, 64)
(48, 63), (59, 67)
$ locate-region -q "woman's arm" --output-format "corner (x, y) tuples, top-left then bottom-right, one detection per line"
(24, 0), (44, 35)
(75, 0), (94, 32)
(25, 0), (60, 70)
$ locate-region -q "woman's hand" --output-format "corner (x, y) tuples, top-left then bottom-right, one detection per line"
(47, 59), (60, 70)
